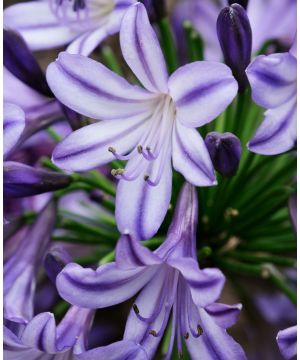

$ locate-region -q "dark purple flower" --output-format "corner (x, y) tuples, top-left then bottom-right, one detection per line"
(56, 183), (245, 359)
(277, 325), (297, 360)
(246, 39), (296, 155)
(217, 3), (252, 91)
(4, 200), (57, 324)
(205, 132), (242, 176)
(4, 161), (72, 198)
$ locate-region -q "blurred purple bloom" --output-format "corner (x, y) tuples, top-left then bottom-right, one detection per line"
(56, 183), (245, 359)
(4, 0), (135, 56)
(217, 3), (252, 91)
(47, 2), (238, 239)
(4, 306), (94, 359)
(246, 40), (296, 155)
(4, 200), (57, 324)
(288, 193), (297, 234)
(277, 326), (297, 360)
(205, 132), (242, 176)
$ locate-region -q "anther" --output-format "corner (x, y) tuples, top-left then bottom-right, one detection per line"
(144, 174), (150, 181)
(108, 146), (116, 153)
(184, 332), (189, 340)
(197, 325), (203, 336)
(133, 304), (140, 314)
(178, 351), (184, 359)
(146, 146), (151, 151)
(137, 145), (143, 154)
(111, 169), (124, 177)
(149, 330), (158, 337)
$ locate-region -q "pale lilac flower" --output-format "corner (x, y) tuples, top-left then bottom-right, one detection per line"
(47, 2), (238, 239)
(4, 200), (57, 324)
(277, 325), (297, 360)
(56, 183), (246, 359)
(4, 305), (94, 360)
(4, 0), (135, 56)
(246, 39), (296, 155)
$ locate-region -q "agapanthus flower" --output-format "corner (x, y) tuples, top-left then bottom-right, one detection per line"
(4, 0), (135, 56)
(55, 183), (246, 359)
(4, 200), (57, 323)
(4, 305), (94, 360)
(47, 2), (238, 239)
(246, 38), (297, 155)
(277, 325), (297, 360)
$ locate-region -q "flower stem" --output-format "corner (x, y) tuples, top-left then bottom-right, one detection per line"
(158, 17), (178, 73)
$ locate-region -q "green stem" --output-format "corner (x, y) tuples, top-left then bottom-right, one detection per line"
(158, 17), (178, 73)
(101, 45), (123, 75)
(183, 21), (204, 62)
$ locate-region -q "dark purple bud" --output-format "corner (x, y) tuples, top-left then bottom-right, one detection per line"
(4, 29), (53, 97)
(44, 246), (72, 284)
(205, 132), (242, 176)
(4, 161), (72, 198)
(228, 0), (248, 9)
(288, 193), (297, 235)
(141, 0), (166, 21)
(217, 4), (252, 91)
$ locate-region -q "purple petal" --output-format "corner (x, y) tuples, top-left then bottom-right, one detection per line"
(167, 258), (225, 307)
(3, 1), (80, 51)
(44, 246), (73, 285)
(56, 262), (158, 308)
(248, 96), (296, 155)
(4, 161), (72, 198)
(172, 122), (216, 186)
(288, 193), (297, 234)
(76, 340), (148, 360)
(3, 102), (25, 158)
(277, 325), (297, 360)
(116, 153), (173, 240)
(120, 2), (168, 93)
(169, 62), (238, 128)
(115, 233), (162, 270)
(186, 308), (247, 360)
(52, 114), (149, 171)
(47, 52), (156, 121)
(289, 35), (297, 59)
(205, 303), (242, 329)
(246, 52), (296, 109)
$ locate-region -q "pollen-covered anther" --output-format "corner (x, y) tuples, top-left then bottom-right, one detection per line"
(133, 303), (140, 314)
(144, 174), (150, 181)
(137, 145), (143, 154)
(149, 330), (158, 337)
(111, 168), (124, 177)
(197, 324), (203, 336)
(184, 332), (189, 339)
(108, 146), (116, 153)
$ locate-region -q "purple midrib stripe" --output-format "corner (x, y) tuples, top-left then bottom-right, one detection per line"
(250, 101), (296, 146)
(56, 60), (147, 104)
(252, 68), (295, 88)
(3, 120), (21, 131)
(176, 78), (234, 106)
(54, 118), (147, 160)
(174, 127), (214, 182)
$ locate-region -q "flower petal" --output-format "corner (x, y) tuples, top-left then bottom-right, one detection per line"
(120, 2), (168, 93)
(3, 102), (25, 158)
(116, 233), (162, 270)
(56, 262), (157, 308)
(168, 258), (225, 307)
(116, 155), (173, 240)
(185, 308), (246, 360)
(204, 303), (242, 329)
(246, 52), (296, 109)
(172, 121), (216, 186)
(47, 52), (156, 120)
(277, 325), (297, 360)
(169, 61), (238, 128)
(52, 114), (149, 171)
(3, 1), (80, 51)
(248, 96), (296, 155)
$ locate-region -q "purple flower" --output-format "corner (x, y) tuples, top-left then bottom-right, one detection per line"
(288, 193), (297, 235)
(4, 0), (135, 56)
(4, 305), (94, 359)
(217, 3), (252, 91)
(246, 39), (296, 155)
(277, 325), (297, 360)
(47, 2), (238, 239)
(55, 183), (246, 359)
(4, 200), (57, 324)
(205, 132), (242, 177)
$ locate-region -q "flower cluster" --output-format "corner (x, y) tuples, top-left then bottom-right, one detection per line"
(3, 0), (297, 359)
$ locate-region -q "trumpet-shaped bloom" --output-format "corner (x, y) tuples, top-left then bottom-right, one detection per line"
(56, 183), (246, 359)
(277, 326), (297, 360)
(4, 306), (94, 360)
(246, 40), (297, 155)
(4, 0), (135, 55)
(47, 3), (238, 239)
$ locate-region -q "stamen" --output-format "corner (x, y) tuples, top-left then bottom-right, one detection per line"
(111, 168), (124, 177)
(144, 174), (150, 181)
(133, 304), (139, 315)
(149, 330), (158, 337)
(184, 332), (189, 339)
(137, 145), (143, 154)
(108, 146), (116, 153)
(197, 325), (203, 336)
(178, 351), (184, 359)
